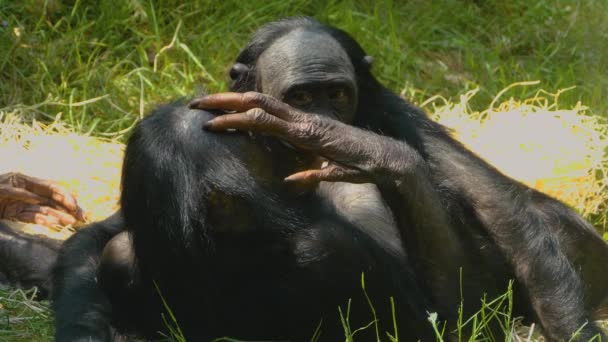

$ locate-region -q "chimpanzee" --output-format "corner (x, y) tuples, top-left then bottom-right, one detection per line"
(50, 16), (608, 342)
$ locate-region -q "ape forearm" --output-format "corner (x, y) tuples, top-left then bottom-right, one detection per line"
(424, 133), (603, 340)
(370, 139), (472, 313)
(386, 146), (458, 255)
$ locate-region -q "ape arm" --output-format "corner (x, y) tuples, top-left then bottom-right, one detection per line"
(190, 92), (410, 183)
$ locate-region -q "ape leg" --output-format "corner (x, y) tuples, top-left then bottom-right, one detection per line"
(0, 221), (61, 299)
(98, 231), (137, 300)
(97, 231), (159, 336)
(52, 212), (125, 342)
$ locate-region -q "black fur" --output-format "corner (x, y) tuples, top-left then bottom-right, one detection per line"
(0, 221), (61, 299)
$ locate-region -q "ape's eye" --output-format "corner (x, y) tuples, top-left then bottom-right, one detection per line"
(287, 90), (313, 107)
(329, 87), (349, 103)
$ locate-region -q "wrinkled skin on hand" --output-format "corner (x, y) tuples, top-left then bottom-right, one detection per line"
(189, 92), (412, 186)
(0, 172), (86, 227)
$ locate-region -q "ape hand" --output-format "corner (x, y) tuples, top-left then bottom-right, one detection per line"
(0, 173), (86, 227)
(189, 92), (414, 185)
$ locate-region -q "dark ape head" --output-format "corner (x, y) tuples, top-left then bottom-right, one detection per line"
(229, 17), (376, 124)
(230, 16), (428, 152)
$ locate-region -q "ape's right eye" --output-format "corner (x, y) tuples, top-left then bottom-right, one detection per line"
(286, 90), (313, 108)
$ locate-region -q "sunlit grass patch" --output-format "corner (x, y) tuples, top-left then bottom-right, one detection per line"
(424, 83), (608, 231)
(0, 111), (124, 229)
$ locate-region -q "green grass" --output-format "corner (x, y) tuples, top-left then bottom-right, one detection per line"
(1, 0), (607, 138)
(0, 282), (603, 341)
(1, 0), (607, 340)
(0, 287), (53, 341)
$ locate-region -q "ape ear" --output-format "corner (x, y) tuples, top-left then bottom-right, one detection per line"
(362, 55), (374, 69)
(229, 63), (250, 80)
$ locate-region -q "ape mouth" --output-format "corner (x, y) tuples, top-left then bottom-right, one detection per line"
(274, 138), (327, 165)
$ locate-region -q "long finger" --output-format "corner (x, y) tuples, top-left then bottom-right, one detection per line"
(284, 164), (369, 185)
(203, 109), (290, 136)
(190, 92), (296, 121)
(17, 204), (78, 227)
(49, 202), (87, 223)
(16, 211), (60, 227)
(19, 174), (79, 213)
(73, 206), (87, 222)
(0, 185), (46, 204)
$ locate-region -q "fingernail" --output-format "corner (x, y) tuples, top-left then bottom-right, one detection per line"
(202, 121), (213, 130)
(189, 98), (207, 108)
(77, 208), (86, 221)
(284, 174), (306, 183)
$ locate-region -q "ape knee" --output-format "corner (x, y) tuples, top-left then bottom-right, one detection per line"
(98, 231), (136, 298)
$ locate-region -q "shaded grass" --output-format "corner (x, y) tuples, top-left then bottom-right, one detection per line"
(0, 282), (603, 341)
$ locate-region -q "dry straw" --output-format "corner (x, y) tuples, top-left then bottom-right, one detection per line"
(0, 112), (124, 238)
(424, 83), (607, 229)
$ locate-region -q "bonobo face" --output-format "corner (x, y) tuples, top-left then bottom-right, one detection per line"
(256, 28), (358, 123)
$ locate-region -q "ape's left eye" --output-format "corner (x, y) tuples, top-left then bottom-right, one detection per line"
(329, 87), (349, 103)
(287, 90), (313, 108)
